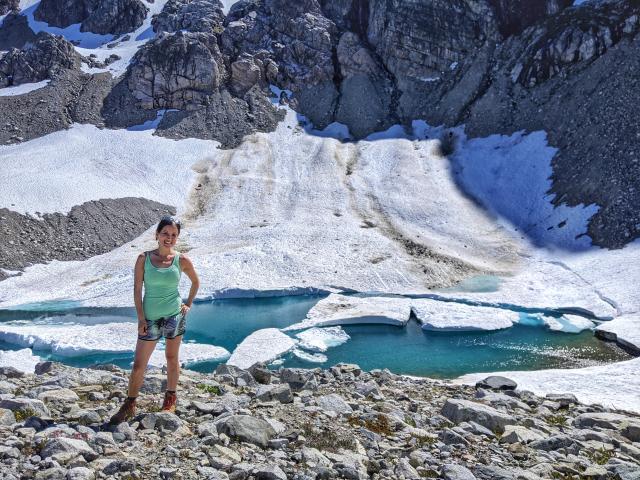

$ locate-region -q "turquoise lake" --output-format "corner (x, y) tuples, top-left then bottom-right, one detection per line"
(0, 295), (629, 378)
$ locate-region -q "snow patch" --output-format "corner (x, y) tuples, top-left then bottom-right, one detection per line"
(0, 80), (50, 96)
(227, 328), (297, 369)
(0, 348), (41, 373)
(147, 343), (230, 367)
(291, 348), (327, 364)
(596, 314), (640, 353)
(456, 356), (640, 414)
(0, 322), (137, 356)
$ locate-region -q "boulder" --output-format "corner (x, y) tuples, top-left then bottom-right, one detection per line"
(40, 437), (98, 461)
(253, 464), (287, 480)
(529, 434), (577, 451)
(0, 32), (81, 88)
(0, 397), (50, 417)
(255, 384), (293, 404)
(0, 366), (24, 378)
(442, 464), (477, 480)
(0, 408), (16, 426)
(216, 415), (276, 448)
(127, 31), (226, 110)
(441, 398), (516, 434)
(66, 467), (96, 480)
(499, 425), (544, 444)
(34, 0), (148, 35)
(279, 368), (316, 391)
(316, 393), (353, 415)
(475, 376), (517, 391)
(574, 412), (640, 442)
(38, 388), (80, 403)
(138, 412), (184, 433)
(152, 0), (225, 34)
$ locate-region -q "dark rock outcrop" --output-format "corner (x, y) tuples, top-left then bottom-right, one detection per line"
(0, 32), (81, 88)
(0, 198), (175, 277)
(0, 69), (113, 144)
(34, 0), (148, 35)
(127, 31), (227, 110)
(0, 0), (19, 16)
(152, 0), (225, 34)
(0, 13), (37, 51)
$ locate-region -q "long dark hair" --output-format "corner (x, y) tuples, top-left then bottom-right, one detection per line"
(156, 216), (181, 234)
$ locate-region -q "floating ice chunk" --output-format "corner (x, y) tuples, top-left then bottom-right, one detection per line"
(544, 315), (595, 333)
(291, 348), (327, 364)
(0, 322), (137, 356)
(147, 343), (230, 368)
(284, 294), (411, 331)
(227, 328), (297, 370)
(0, 348), (41, 373)
(0, 80), (50, 97)
(295, 327), (350, 352)
(412, 299), (517, 331)
(456, 356), (640, 414)
(596, 314), (640, 353)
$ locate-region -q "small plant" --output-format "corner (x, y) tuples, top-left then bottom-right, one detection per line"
(301, 422), (356, 452)
(546, 414), (568, 427)
(364, 414), (394, 436)
(14, 408), (37, 422)
(587, 446), (615, 465)
(197, 384), (222, 395)
(404, 415), (417, 427)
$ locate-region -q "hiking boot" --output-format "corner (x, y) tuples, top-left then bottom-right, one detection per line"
(109, 397), (136, 425)
(161, 391), (177, 413)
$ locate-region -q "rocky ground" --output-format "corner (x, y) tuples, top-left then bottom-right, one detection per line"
(0, 198), (175, 280)
(0, 361), (639, 479)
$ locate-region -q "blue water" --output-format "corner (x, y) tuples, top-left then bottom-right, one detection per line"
(0, 295), (628, 378)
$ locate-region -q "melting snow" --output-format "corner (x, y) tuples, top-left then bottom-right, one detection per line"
(0, 348), (41, 373)
(0, 80), (50, 96)
(295, 326), (350, 352)
(412, 299), (518, 331)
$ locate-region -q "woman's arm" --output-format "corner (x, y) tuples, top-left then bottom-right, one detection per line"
(180, 254), (200, 316)
(134, 253), (146, 335)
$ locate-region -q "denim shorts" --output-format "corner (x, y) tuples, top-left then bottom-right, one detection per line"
(138, 313), (186, 341)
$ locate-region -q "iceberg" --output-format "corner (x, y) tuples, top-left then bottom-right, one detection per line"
(595, 314), (640, 354)
(147, 343), (230, 368)
(0, 348), (41, 373)
(411, 299), (517, 331)
(295, 327), (350, 352)
(227, 328), (297, 370)
(284, 294), (411, 331)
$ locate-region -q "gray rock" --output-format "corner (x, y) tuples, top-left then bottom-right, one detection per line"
(0, 397), (50, 417)
(574, 412), (640, 441)
(41, 437), (98, 461)
(139, 412), (184, 432)
(127, 30), (226, 110)
(0, 0), (19, 15)
(66, 467), (95, 480)
(38, 388), (80, 403)
(279, 368), (316, 391)
(529, 434), (576, 451)
(0, 408), (16, 425)
(442, 463), (477, 480)
(255, 384), (293, 404)
(217, 415), (276, 448)
(152, 0), (224, 34)
(394, 457), (420, 479)
(475, 376), (517, 391)
(0, 12), (37, 51)
(499, 425), (544, 444)
(34, 362), (56, 375)
(316, 394), (353, 415)
(0, 32), (81, 88)
(254, 464), (287, 480)
(249, 364), (272, 385)
(441, 398), (516, 434)
(440, 428), (469, 446)
(34, 0), (148, 35)
(0, 381), (17, 394)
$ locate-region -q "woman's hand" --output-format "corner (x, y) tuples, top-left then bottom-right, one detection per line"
(138, 319), (148, 336)
(180, 303), (191, 317)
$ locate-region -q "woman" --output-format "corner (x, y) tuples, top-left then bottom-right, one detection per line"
(110, 216), (200, 424)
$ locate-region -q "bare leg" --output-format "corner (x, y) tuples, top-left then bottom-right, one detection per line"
(165, 335), (182, 392)
(127, 339), (158, 397)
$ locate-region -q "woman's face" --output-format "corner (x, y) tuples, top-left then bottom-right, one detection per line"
(157, 224), (180, 248)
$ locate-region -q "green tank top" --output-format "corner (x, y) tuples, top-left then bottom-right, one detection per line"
(143, 251), (182, 321)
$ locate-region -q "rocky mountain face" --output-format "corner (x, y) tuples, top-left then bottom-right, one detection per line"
(0, 0), (638, 248)
(0, 0), (18, 16)
(34, 0), (148, 35)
